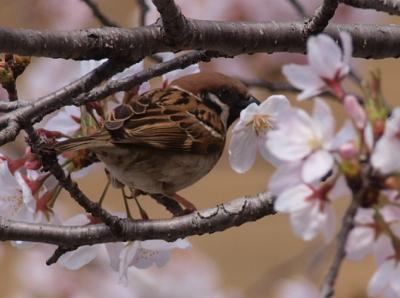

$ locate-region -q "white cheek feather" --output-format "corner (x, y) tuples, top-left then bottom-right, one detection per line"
(208, 93), (230, 128)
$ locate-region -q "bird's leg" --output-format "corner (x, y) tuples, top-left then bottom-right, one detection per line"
(98, 180), (110, 206)
(171, 193), (197, 214)
(149, 194), (184, 217)
(121, 188), (134, 219)
(129, 188), (149, 220)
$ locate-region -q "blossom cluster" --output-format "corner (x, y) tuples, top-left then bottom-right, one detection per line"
(229, 33), (400, 297)
(0, 53), (198, 281)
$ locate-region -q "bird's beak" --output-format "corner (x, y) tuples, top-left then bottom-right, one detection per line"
(238, 95), (260, 110)
(247, 95), (260, 105)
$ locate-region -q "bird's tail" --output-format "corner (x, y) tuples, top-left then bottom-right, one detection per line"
(52, 130), (111, 153)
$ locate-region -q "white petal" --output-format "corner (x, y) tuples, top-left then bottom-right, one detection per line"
(345, 226), (374, 260)
(374, 234), (394, 265)
(80, 60), (106, 76)
(258, 136), (283, 166)
(228, 128), (257, 173)
(119, 242), (140, 284)
(275, 184), (313, 213)
(105, 242), (124, 272)
(267, 109), (315, 161)
(328, 175), (350, 200)
(389, 265), (400, 295)
(354, 208), (374, 224)
(63, 213), (91, 226)
(371, 135), (400, 174)
(14, 172), (36, 213)
(290, 203), (320, 241)
(282, 64), (325, 100)
(238, 103), (261, 124)
(329, 120), (356, 150)
(0, 160), (20, 195)
(58, 245), (98, 270)
(44, 106), (80, 135)
(111, 61), (144, 81)
(302, 150), (334, 183)
(278, 278), (319, 298)
(340, 31), (353, 67)
(368, 260), (396, 296)
(259, 95), (290, 117)
(268, 162), (302, 195)
(308, 34), (342, 79)
(322, 205), (336, 243)
(312, 98), (335, 141)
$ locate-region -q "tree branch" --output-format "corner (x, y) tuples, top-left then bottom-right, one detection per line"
(81, 0), (119, 27)
(320, 187), (362, 297)
(0, 192), (276, 246)
(241, 79), (299, 93)
(1, 22), (400, 60)
(341, 0), (400, 15)
(0, 50), (221, 146)
(152, 0), (189, 45)
(304, 0), (339, 36)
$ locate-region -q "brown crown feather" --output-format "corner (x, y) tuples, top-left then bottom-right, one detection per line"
(169, 72), (249, 97)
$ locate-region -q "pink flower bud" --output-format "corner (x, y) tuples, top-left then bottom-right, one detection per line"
(339, 140), (358, 160)
(344, 95), (367, 129)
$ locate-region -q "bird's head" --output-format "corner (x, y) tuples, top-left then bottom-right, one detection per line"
(169, 72), (259, 127)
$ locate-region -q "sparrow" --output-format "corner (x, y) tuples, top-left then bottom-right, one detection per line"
(53, 72), (259, 212)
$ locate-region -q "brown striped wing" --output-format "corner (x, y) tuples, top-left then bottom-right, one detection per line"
(103, 87), (226, 154)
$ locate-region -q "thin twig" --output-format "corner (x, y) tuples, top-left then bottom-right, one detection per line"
(304, 0), (339, 36)
(81, 0), (119, 27)
(320, 192), (361, 298)
(46, 246), (77, 265)
(24, 126), (124, 235)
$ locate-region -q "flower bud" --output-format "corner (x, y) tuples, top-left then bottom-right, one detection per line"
(344, 95), (366, 129)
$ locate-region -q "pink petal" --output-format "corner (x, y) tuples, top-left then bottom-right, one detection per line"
(374, 234), (394, 265)
(275, 184), (312, 213)
(368, 260), (396, 296)
(308, 34), (342, 80)
(290, 204), (320, 241)
(302, 150), (334, 183)
(63, 213), (91, 226)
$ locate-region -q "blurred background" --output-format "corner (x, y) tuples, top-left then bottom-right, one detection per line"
(0, 1), (399, 297)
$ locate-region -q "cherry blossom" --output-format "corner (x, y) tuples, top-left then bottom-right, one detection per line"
(228, 95), (290, 173)
(57, 214), (102, 270)
(371, 107), (400, 174)
(282, 32), (352, 100)
(106, 238), (191, 283)
(267, 99), (337, 183)
(274, 176), (348, 242)
(345, 207), (394, 262)
(368, 259), (400, 297)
